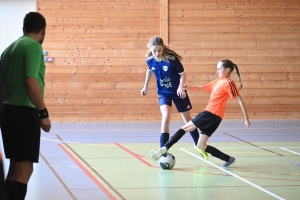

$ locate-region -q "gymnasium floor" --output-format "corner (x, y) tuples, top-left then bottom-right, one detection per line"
(1, 120), (300, 200)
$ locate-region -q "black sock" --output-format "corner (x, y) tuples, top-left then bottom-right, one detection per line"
(160, 133), (169, 148)
(9, 181), (27, 200)
(164, 129), (186, 149)
(206, 145), (230, 162)
(4, 179), (12, 200)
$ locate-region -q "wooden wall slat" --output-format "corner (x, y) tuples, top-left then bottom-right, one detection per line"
(169, 9), (300, 18)
(169, 2), (300, 10)
(46, 26), (158, 34)
(170, 33), (300, 41)
(46, 105), (300, 114)
(45, 65), (300, 74)
(168, 41), (300, 49)
(42, 41), (300, 50)
(46, 33), (300, 42)
(49, 112), (300, 122)
(45, 81), (299, 91)
(46, 34), (153, 42)
(44, 80), (300, 90)
(43, 89), (300, 98)
(46, 49), (300, 58)
(47, 57), (300, 65)
(42, 41), (147, 50)
(170, 18), (300, 26)
(44, 96), (300, 106)
(39, 2), (158, 10)
(46, 18), (158, 26)
(170, 25), (300, 34)
(44, 72), (300, 82)
(40, 10), (159, 17)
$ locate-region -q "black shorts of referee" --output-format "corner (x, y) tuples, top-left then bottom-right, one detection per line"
(0, 104), (41, 163)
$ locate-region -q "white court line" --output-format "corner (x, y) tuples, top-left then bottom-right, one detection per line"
(48, 127), (300, 132)
(41, 137), (80, 144)
(185, 147), (300, 150)
(180, 148), (285, 200)
(280, 148), (300, 155)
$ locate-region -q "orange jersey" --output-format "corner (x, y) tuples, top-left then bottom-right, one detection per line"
(202, 78), (240, 119)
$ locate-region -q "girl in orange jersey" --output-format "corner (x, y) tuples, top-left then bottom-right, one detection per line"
(150, 59), (251, 168)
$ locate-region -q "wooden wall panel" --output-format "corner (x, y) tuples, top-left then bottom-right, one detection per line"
(38, 0), (300, 122)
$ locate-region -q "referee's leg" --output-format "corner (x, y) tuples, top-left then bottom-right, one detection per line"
(0, 151), (5, 200)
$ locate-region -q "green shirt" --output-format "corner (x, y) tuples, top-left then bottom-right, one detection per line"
(0, 35), (45, 108)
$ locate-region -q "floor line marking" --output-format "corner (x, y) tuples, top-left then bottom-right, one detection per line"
(39, 152), (77, 200)
(280, 148), (300, 155)
(115, 143), (154, 168)
(58, 144), (118, 200)
(223, 132), (284, 156)
(180, 148), (285, 200)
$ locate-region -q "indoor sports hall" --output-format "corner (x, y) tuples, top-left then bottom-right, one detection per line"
(0, 0), (300, 200)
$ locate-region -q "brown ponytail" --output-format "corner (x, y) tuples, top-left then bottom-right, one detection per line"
(220, 59), (243, 90)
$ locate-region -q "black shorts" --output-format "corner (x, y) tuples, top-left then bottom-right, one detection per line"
(191, 111), (222, 137)
(0, 104), (41, 163)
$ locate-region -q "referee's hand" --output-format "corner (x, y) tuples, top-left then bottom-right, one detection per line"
(41, 118), (51, 132)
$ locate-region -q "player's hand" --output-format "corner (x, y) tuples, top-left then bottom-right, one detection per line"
(177, 86), (186, 99)
(245, 119), (251, 128)
(141, 87), (148, 96)
(41, 118), (51, 132)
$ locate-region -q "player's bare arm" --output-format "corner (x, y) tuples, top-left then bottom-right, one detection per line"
(236, 96), (251, 128)
(177, 72), (186, 99)
(185, 84), (202, 91)
(26, 77), (51, 132)
(141, 69), (153, 96)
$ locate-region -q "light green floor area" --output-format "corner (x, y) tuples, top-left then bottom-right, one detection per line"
(65, 142), (300, 200)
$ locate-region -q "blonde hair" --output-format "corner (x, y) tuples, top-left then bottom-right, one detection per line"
(220, 59), (243, 90)
(145, 36), (182, 60)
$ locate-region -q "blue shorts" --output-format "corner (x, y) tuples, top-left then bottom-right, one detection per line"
(192, 111), (222, 137)
(158, 94), (192, 113)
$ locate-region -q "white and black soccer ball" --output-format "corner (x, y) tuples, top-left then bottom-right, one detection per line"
(158, 153), (176, 170)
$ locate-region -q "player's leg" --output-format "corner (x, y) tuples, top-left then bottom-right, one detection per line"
(180, 110), (199, 146)
(1, 105), (41, 199)
(174, 94), (199, 146)
(9, 161), (33, 199)
(0, 152), (5, 200)
(193, 111), (236, 167)
(4, 159), (16, 199)
(151, 120), (197, 160)
(158, 95), (172, 148)
(159, 104), (171, 147)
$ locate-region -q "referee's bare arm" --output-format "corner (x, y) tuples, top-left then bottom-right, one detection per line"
(26, 77), (51, 132)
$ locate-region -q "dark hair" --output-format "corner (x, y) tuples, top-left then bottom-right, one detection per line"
(145, 36), (182, 60)
(220, 59), (243, 90)
(23, 12), (46, 34)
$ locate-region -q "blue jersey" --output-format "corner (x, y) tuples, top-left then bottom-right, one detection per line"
(146, 54), (184, 97)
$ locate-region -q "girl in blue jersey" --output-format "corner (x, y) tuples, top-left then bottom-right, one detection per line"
(141, 36), (199, 149)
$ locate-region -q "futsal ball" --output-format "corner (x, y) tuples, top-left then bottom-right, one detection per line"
(158, 153), (176, 170)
